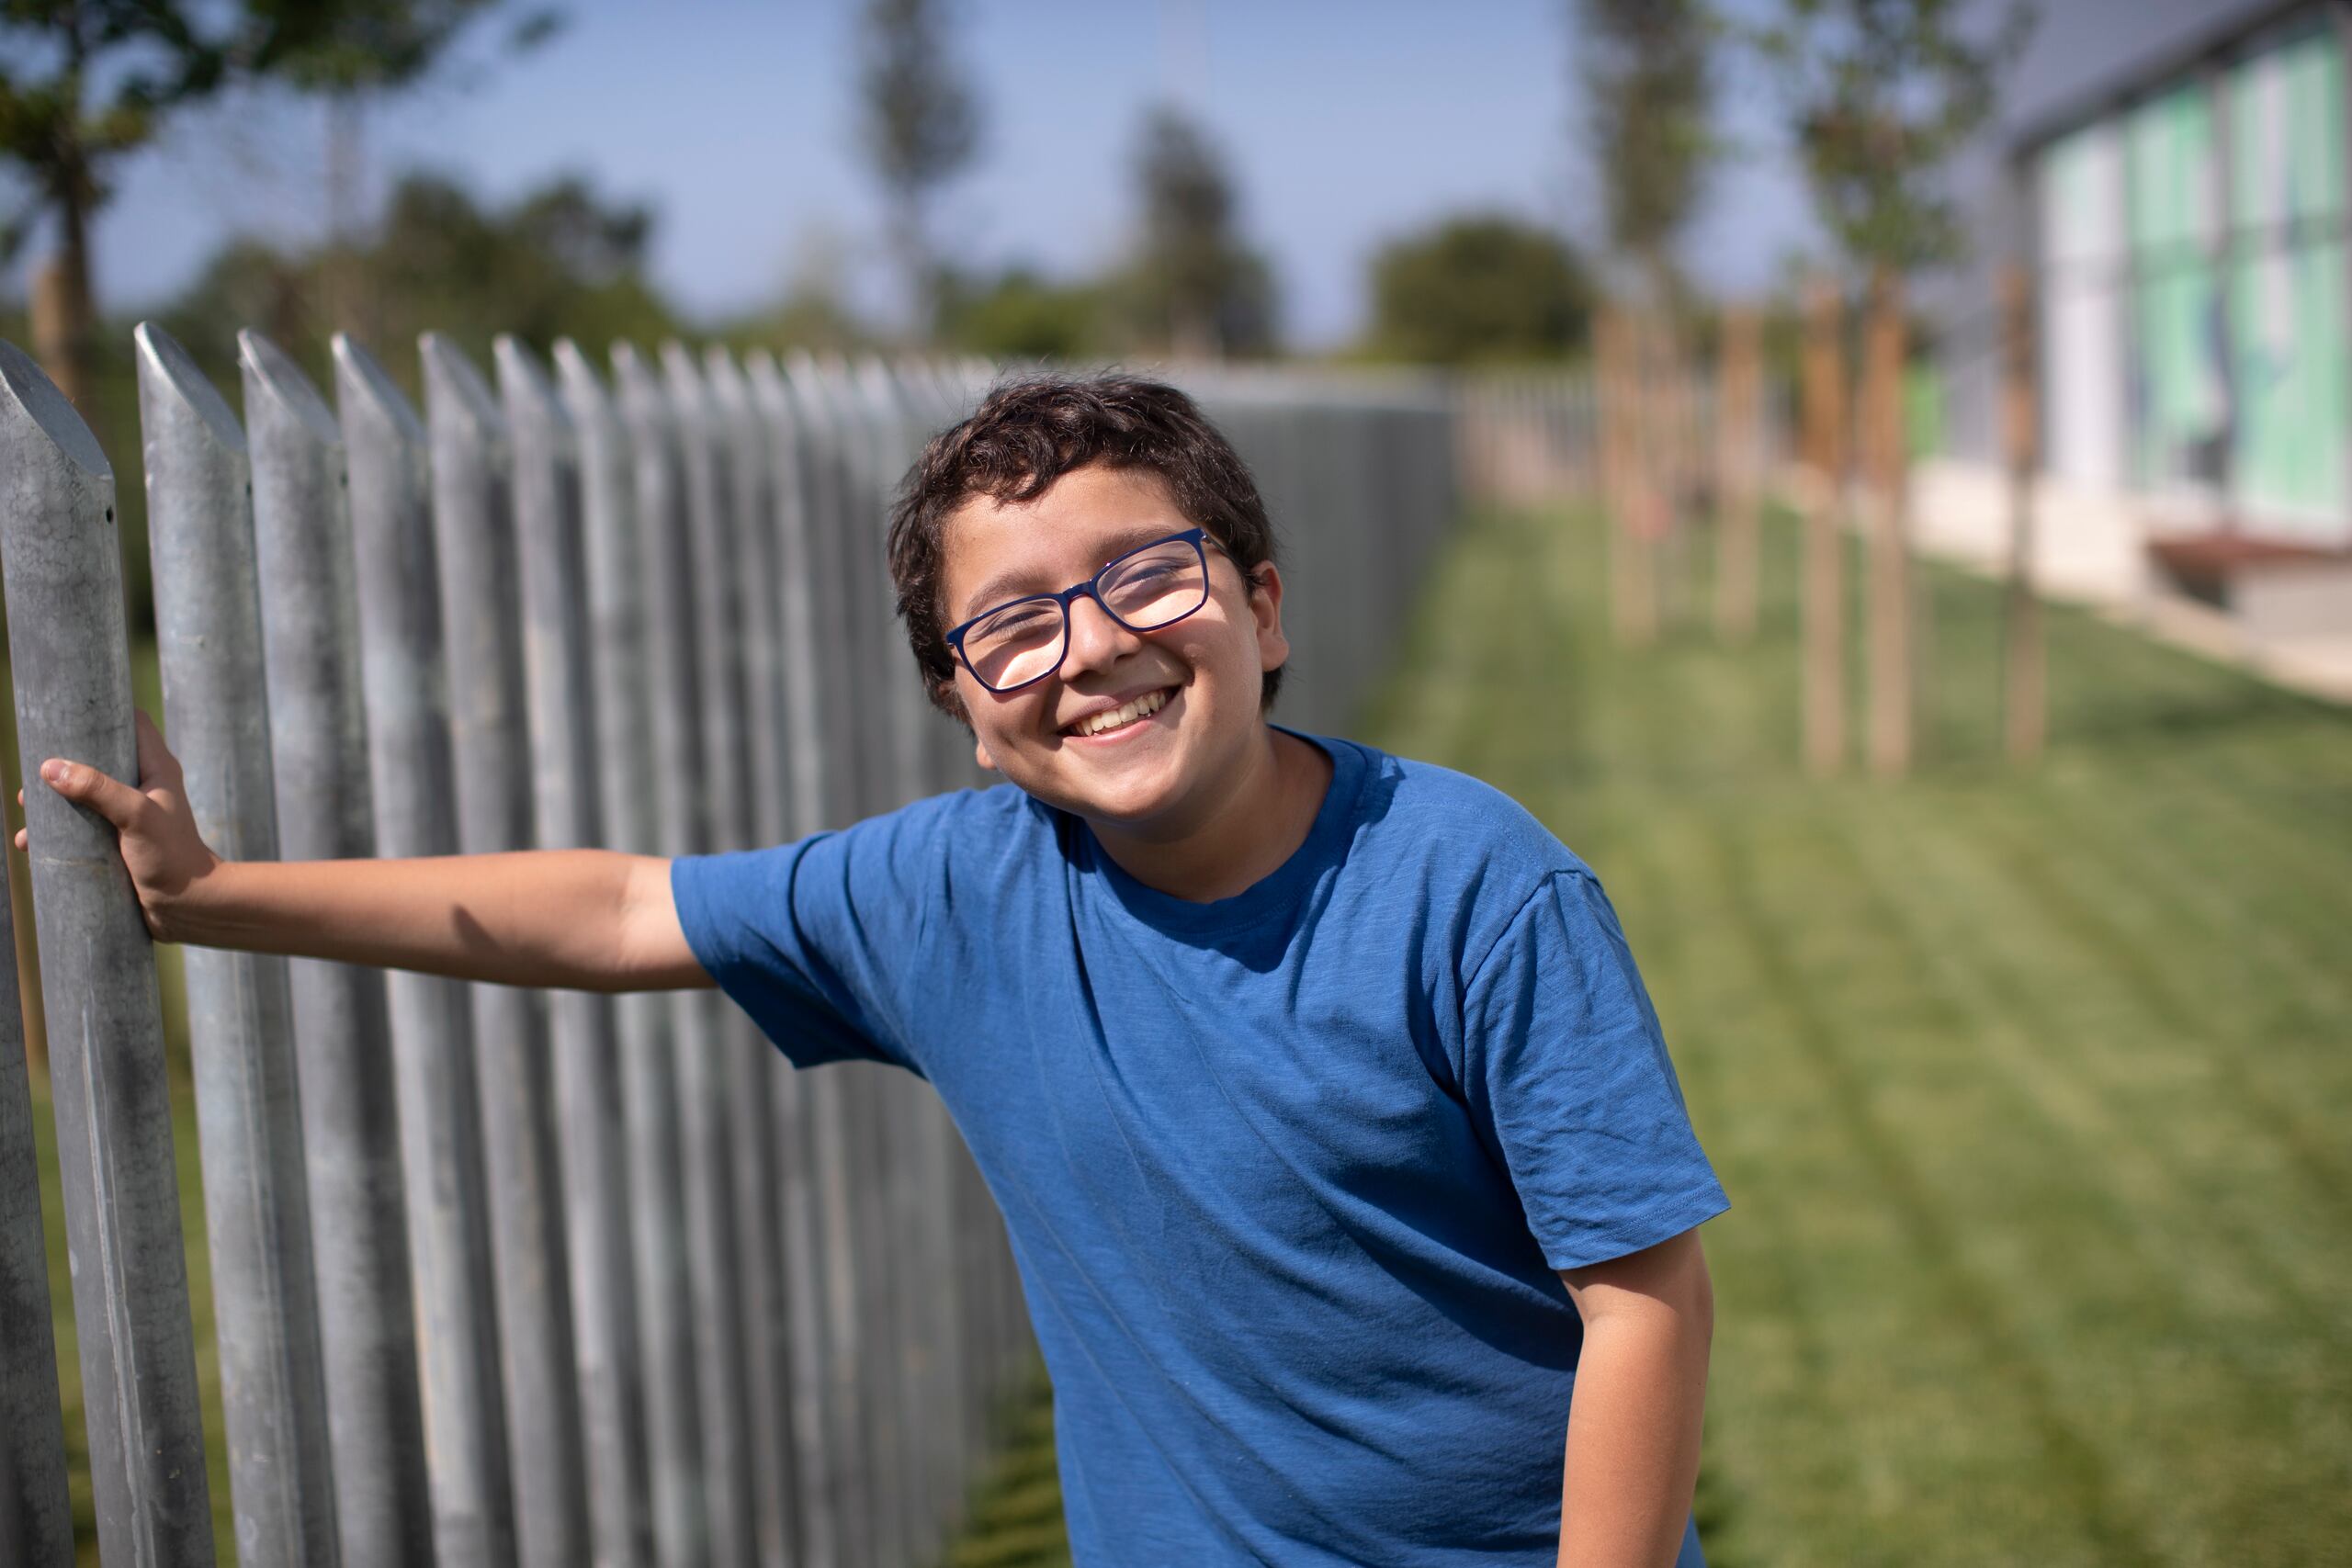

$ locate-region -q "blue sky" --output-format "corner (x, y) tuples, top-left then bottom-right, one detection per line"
(14, 0), (2258, 345)
(33, 0), (1849, 348)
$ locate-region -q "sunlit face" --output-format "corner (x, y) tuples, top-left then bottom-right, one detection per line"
(938, 463), (1290, 838)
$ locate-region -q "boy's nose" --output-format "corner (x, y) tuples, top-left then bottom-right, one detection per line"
(1059, 592), (1144, 681)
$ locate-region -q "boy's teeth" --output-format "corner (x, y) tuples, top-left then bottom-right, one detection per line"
(1075, 688), (1168, 736)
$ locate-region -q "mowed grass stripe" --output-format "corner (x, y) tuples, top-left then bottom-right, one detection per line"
(1947, 786), (2352, 1215)
(1708, 808), (2164, 1566)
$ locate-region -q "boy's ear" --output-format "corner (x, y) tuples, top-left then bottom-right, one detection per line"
(1248, 561), (1291, 673)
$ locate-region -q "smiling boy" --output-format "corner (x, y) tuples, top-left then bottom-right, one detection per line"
(35, 373), (1723, 1566)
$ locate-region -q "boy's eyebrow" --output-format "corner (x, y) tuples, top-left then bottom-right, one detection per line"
(957, 524), (1185, 621)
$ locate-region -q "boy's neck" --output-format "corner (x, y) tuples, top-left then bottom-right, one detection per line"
(1085, 726), (1334, 904)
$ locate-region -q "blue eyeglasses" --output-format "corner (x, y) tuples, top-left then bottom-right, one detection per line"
(945, 527), (1231, 694)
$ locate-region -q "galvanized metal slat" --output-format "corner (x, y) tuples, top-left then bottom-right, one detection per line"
(558, 338), (706, 1568)
(239, 327), (435, 1568)
(0, 336), (217, 1568)
(134, 321), (342, 1568)
(335, 331), (517, 1568)
(497, 334), (655, 1568)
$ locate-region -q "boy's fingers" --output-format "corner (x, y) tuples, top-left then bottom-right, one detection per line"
(39, 759), (152, 833)
(11, 829), (21, 852)
(132, 709), (179, 787)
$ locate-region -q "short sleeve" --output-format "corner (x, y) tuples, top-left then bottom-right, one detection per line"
(1460, 868), (1728, 1271)
(672, 811), (938, 1074)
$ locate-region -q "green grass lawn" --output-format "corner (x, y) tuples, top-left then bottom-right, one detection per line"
(1353, 502), (2352, 1566)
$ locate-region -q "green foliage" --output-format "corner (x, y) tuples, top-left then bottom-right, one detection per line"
(0, 1), (233, 229)
(155, 168), (676, 380)
(0, 0), (553, 267)
(859, 0), (981, 338)
(1117, 104), (1276, 358)
(1575, 0), (1716, 290)
(240, 0), (561, 94)
(1752, 0), (2034, 274)
(934, 265), (1106, 362)
(1365, 213), (1593, 364)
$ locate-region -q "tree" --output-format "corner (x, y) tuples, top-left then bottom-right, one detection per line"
(246, 0), (562, 335)
(934, 265), (1105, 362)
(1365, 213), (1592, 364)
(0, 2), (238, 408)
(0, 1), (554, 409)
(1575, 0), (1716, 642)
(1575, 0), (1714, 299)
(1120, 104), (1274, 359)
(1756, 0), (2033, 775)
(857, 0), (980, 343)
(1754, 0), (2030, 276)
(156, 168), (676, 378)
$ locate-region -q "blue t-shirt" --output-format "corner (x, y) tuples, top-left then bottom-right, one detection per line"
(673, 730), (1727, 1566)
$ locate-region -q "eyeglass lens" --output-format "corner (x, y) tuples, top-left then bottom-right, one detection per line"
(962, 537), (1209, 690)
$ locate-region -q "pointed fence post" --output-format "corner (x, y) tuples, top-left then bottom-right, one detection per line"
(420, 332), (591, 1568)
(780, 353), (884, 1568)
(0, 846), (71, 1568)
(334, 332), (517, 1568)
(239, 327), (436, 1568)
(745, 349), (848, 1568)
(818, 355), (916, 1568)
(556, 338), (706, 1568)
(0, 338), (217, 1568)
(656, 341), (763, 1568)
(702, 344), (806, 1568)
(616, 340), (750, 1568)
(136, 321), (342, 1568)
(497, 334), (654, 1568)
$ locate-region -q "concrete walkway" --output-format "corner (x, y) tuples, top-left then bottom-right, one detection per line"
(1906, 458), (2352, 707)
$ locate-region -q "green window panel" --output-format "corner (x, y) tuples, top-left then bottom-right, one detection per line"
(2230, 240), (2347, 529)
(2227, 28), (2349, 538)
(2231, 27), (2345, 231)
(2128, 85), (2226, 493)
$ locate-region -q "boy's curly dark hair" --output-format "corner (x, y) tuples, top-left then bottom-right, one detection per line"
(886, 373), (1283, 722)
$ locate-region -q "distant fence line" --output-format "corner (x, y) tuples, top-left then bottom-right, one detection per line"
(0, 332), (1460, 1568)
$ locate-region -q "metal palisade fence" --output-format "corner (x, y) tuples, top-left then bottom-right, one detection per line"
(0, 330), (1457, 1568)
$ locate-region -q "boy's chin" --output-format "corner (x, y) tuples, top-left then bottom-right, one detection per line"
(1017, 749), (1200, 831)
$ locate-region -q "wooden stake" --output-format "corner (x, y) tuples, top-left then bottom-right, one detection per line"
(1801, 277), (1846, 775)
(1861, 265), (1913, 777)
(1715, 306), (1763, 644)
(2000, 264), (2045, 763)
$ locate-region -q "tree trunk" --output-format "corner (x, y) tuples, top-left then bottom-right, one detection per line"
(1621, 310), (1659, 647)
(1, 685), (50, 1077)
(1801, 278), (1846, 775)
(322, 91), (377, 345)
(1862, 265), (1912, 778)
(28, 195), (95, 412)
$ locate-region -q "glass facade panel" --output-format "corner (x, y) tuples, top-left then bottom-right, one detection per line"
(2228, 27), (2348, 533)
(2127, 85), (2227, 497)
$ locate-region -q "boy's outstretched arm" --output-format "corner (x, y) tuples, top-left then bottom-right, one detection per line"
(1555, 1227), (1713, 1568)
(22, 710), (709, 994)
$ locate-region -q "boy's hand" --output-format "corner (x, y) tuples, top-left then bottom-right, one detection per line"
(18, 710), (223, 943)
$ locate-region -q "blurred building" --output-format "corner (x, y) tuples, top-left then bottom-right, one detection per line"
(1925, 0), (2352, 673)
